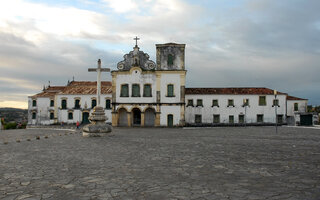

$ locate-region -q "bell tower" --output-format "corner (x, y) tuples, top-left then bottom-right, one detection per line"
(156, 43), (185, 70)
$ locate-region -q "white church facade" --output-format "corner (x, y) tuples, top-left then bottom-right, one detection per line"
(28, 42), (308, 127)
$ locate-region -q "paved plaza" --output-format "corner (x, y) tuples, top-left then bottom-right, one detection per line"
(0, 126), (320, 200)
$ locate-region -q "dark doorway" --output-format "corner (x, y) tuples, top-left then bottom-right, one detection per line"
(82, 112), (90, 124)
(167, 114), (173, 127)
(300, 114), (313, 126)
(118, 108), (128, 127)
(145, 108), (155, 126)
(132, 108), (141, 126)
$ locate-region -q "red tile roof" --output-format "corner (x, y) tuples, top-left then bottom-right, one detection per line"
(185, 87), (287, 95)
(59, 81), (112, 95)
(31, 81), (112, 97)
(287, 95), (307, 100)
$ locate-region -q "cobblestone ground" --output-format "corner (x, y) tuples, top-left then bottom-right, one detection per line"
(0, 126), (320, 200)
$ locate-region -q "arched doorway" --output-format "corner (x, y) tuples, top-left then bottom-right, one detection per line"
(132, 108), (141, 126)
(82, 112), (90, 124)
(144, 108), (155, 126)
(118, 108), (128, 127)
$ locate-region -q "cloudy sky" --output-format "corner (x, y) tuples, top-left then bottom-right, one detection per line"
(0, 0), (319, 109)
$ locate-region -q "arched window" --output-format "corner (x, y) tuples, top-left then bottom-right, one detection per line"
(92, 99), (97, 108)
(167, 54), (174, 66)
(32, 100), (37, 107)
(61, 99), (67, 109)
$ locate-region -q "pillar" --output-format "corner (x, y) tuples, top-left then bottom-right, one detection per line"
(141, 112), (145, 127)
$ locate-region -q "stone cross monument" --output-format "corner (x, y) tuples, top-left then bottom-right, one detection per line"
(82, 59), (112, 137)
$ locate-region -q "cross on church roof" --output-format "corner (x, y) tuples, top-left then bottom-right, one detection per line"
(134, 36), (140, 47)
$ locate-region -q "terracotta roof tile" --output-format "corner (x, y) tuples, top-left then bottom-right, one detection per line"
(185, 87), (286, 95)
(287, 95), (307, 100)
(59, 81), (112, 95)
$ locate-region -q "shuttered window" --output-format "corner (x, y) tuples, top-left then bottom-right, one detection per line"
(259, 96), (266, 106)
(213, 115), (220, 123)
(105, 99), (111, 109)
(61, 99), (67, 109)
(167, 84), (174, 97)
(294, 103), (298, 111)
(167, 54), (174, 65)
(74, 99), (80, 109)
(91, 99), (96, 108)
(120, 84), (129, 97)
(143, 84), (152, 97)
(132, 84), (140, 97)
(32, 100), (37, 107)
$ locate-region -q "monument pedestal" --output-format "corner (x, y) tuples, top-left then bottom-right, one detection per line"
(82, 106), (112, 137)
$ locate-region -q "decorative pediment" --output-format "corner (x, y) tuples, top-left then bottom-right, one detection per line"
(117, 46), (156, 71)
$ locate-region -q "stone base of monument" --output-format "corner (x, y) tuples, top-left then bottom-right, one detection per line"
(82, 106), (112, 137)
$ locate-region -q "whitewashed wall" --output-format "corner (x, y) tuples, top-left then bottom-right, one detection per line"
(28, 97), (53, 125)
(55, 94), (112, 124)
(185, 94), (287, 124)
(287, 100), (308, 116)
(160, 106), (181, 126)
(160, 74), (181, 103)
(116, 69), (157, 103)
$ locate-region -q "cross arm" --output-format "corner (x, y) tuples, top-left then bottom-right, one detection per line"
(88, 68), (97, 72)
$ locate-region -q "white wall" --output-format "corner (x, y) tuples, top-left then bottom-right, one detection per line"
(160, 106), (181, 126)
(28, 97), (53, 125)
(160, 73), (181, 103)
(185, 94), (287, 124)
(116, 69), (157, 103)
(287, 100), (308, 116)
(55, 94), (112, 124)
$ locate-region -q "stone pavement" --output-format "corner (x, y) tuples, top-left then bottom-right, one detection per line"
(0, 127), (320, 200)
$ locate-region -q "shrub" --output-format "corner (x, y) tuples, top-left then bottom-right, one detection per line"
(4, 122), (17, 130)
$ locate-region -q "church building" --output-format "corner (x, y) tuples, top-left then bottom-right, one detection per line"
(28, 42), (308, 127)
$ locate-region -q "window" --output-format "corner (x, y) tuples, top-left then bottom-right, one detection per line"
(243, 99), (249, 106)
(120, 84), (129, 97)
(167, 84), (174, 97)
(74, 99), (80, 109)
(212, 99), (219, 107)
(61, 99), (67, 109)
(273, 99), (279, 107)
(277, 115), (283, 124)
(50, 112), (54, 120)
(257, 114), (264, 123)
(213, 115), (220, 123)
(187, 99), (193, 107)
(229, 115), (234, 123)
(32, 112), (36, 119)
(50, 100), (54, 107)
(195, 115), (202, 124)
(91, 99), (96, 108)
(239, 115), (244, 123)
(259, 96), (266, 106)
(197, 99), (203, 107)
(143, 84), (152, 97)
(167, 54), (174, 66)
(294, 103), (298, 111)
(228, 99), (234, 107)
(132, 84), (140, 97)
(105, 99), (111, 109)
(32, 100), (37, 107)
(68, 112), (73, 120)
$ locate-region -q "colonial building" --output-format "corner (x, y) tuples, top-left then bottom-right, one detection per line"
(28, 42), (308, 126)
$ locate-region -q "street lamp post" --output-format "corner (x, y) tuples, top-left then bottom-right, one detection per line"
(243, 99), (248, 127)
(274, 90), (278, 134)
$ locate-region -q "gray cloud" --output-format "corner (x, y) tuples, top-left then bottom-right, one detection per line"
(0, 0), (319, 107)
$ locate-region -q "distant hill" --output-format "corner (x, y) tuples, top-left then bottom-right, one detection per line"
(0, 107), (28, 123)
